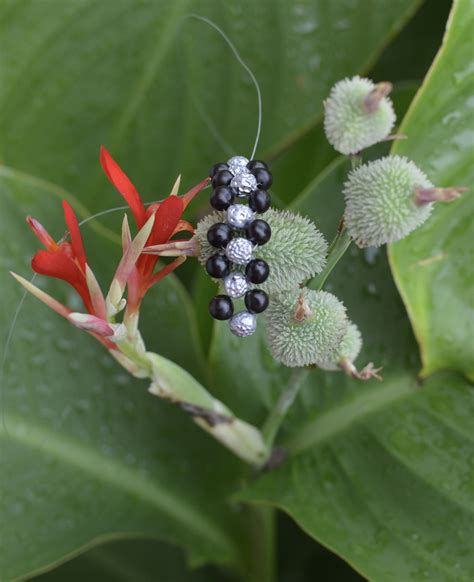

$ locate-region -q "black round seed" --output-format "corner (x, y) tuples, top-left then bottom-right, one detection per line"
(209, 162), (228, 178)
(251, 167), (273, 189)
(207, 222), (233, 248)
(206, 254), (231, 278)
(246, 219), (271, 245)
(211, 169), (233, 188)
(245, 289), (269, 314)
(249, 190), (271, 213)
(247, 160), (268, 171)
(210, 186), (234, 210)
(245, 259), (270, 284)
(209, 295), (234, 320)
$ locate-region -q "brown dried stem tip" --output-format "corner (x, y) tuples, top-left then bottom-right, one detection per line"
(142, 238), (197, 257)
(382, 133), (407, 143)
(363, 82), (393, 113)
(339, 358), (383, 381)
(415, 186), (468, 206)
(293, 289), (313, 323)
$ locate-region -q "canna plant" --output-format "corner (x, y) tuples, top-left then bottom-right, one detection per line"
(1, 1), (473, 581)
(13, 78), (465, 466)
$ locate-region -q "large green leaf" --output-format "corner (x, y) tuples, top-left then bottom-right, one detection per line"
(388, 0), (474, 379)
(32, 539), (232, 582)
(0, 174), (245, 581)
(0, 0), (421, 217)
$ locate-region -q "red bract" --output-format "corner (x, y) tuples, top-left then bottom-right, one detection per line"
(28, 201), (98, 316)
(99, 146), (209, 310)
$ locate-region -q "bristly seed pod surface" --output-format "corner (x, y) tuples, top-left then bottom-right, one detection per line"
(344, 155), (433, 247)
(318, 321), (363, 371)
(324, 76), (395, 155)
(265, 288), (348, 367)
(195, 209), (328, 293)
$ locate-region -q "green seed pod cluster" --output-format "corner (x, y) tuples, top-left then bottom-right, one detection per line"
(265, 288), (348, 368)
(344, 155), (433, 247)
(324, 76), (395, 155)
(194, 208), (328, 293)
(318, 321), (362, 371)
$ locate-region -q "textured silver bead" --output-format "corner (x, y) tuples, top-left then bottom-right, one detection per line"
(225, 237), (253, 265)
(227, 155), (249, 175)
(231, 172), (257, 197)
(223, 272), (250, 298)
(226, 204), (255, 229)
(229, 311), (257, 337)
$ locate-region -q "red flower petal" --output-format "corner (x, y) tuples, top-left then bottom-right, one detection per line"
(26, 216), (58, 251)
(62, 200), (87, 271)
(137, 196), (184, 277)
(100, 146), (147, 227)
(148, 195), (184, 247)
(32, 250), (93, 313)
(181, 177), (210, 209)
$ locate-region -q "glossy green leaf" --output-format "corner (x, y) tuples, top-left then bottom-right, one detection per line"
(0, 0), (421, 217)
(240, 371), (474, 582)
(388, 0), (474, 379)
(32, 539), (232, 582)
(0, 174), (245, 581)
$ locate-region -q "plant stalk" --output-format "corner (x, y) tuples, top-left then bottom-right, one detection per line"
(310, 226), (352, 290)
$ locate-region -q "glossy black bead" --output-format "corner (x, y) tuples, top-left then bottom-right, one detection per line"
(210, 186), (234, 210)
(211, 169), (233, 188)
(249, 190), (271, 213)
(209, 162), (228, 178)
(246, 219), (271, 245)
(207, 222), (233, 248)
(209, 295), (234, 320)
(245, 289), (269, 314)
(245, 259), (270, 284)
(251, 167), (273, 189)
(247, 160), (268, 171)
(206, 254), (231, 278)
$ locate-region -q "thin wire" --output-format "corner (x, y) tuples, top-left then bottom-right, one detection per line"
(0, 276), (36, 436)
(184, 14), (262, 160)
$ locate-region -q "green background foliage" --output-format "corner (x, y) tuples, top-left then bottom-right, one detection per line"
(1, 0), (472, 581)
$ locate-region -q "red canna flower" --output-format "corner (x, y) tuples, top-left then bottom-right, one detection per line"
(99, 146), (209, 314)
(12, 147), (209, 356)
(27, 201), (102, 317)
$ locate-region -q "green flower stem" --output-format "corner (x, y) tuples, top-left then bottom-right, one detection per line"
(309, 153), (362, 291)
(245, 506), (276, 582)
(261, 367), (310, 450)
(310, 226), (352, 291)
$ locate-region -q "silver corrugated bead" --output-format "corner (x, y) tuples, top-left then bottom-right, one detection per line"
(231, 172), (257, 197)
(225, 237), (253, 265)
(224, 272), (250, 298)
(227, 155), (249, 175)
(226, 204), (255, 229)
(229, 311), (257, 337)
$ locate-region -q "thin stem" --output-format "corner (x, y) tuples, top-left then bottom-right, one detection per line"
(309, 153), (363, 291)
(245, 505), (276, 582)
(262, 367), (310, 449)
(310, 226), (352, 291)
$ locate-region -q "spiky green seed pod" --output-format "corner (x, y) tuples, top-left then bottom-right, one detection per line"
(318, 322), (362, 371)
(344, 155), (433, 247)
(324, 76), (395, 155)
(194, 209), (328, 293)
(265, 288), (348, 368)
